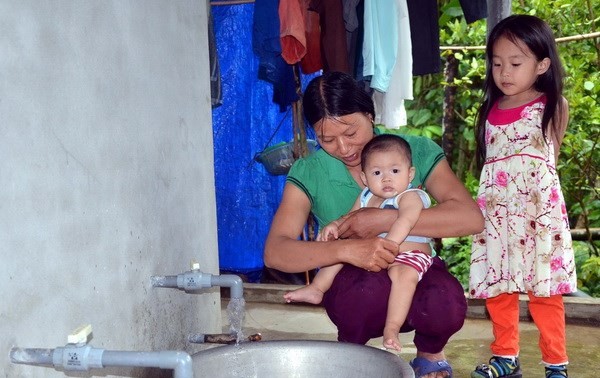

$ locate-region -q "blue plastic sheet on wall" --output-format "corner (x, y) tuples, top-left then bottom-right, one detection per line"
(212, 4), (309, 279)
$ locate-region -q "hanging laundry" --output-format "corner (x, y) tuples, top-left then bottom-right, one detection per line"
(279, 0), (322, 74)
(300, 5), (322, 74)
(459, 0), (488, 24)
(279, 0), (306, 64)
(407, 0), (487, 76)
(309, 0), (350, 73)
(342, 0), (361, 33)
(355, 1), (369, 82)
(362, 0), (398, 92)
(343, 0), (362, 78)
(253, 0), (298, 111)
(406, 0), (439, 76)
(372, 0), (413, 129)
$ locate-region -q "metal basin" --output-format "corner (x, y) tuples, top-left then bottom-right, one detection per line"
(192, 340), (414, 377)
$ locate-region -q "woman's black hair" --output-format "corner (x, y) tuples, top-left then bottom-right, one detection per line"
(303, 71), (375, 127)
(360, 134), (412, 169)
(475, 14), (565, 169)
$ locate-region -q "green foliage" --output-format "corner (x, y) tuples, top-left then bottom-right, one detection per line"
(412, 0), (600, 296)
(441, 236), (473, 291)
(580, 257), (600, 296)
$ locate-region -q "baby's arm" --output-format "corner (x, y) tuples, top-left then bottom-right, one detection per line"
(317, 195), (363, 241)
(317, 222), (341, 241)
(385, 191), (424, 245)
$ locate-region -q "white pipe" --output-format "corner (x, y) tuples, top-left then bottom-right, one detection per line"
(150, 274), (178, 287)
(10, 346), (193, 378)
(151, 271), (244, 299)
(10, 348), (53, 366)
(102, 350), (193, 378)
(211, 274), (243, 299)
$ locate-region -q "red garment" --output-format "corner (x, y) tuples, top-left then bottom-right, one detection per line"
(300, 7), (322, 74)
(309, 0), (350, 73)
(279, 0), (322, 73)
(279, 0), (306, 64)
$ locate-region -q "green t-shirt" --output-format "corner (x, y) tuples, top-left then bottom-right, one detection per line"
(286, 133), (445, 226)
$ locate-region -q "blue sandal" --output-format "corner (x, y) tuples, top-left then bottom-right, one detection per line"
(410, 357), (453, 378)
(471, 356), (522, 377)
(545, 364), (568, 377)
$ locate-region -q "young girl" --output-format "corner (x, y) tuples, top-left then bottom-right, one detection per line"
(469, 15), (577, 378)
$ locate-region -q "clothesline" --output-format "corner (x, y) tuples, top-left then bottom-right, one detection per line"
(210, 0), (599, 51)
(211, 0), (254, 5)
(440, 31), (600, 51)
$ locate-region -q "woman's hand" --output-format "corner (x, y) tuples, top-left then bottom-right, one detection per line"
(265, 184), (400, 273)
(336, 207), (398, 239)
(338, 237), (399, 272)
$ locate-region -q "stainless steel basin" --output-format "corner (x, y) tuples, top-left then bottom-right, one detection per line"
(192, 340), (414, 377)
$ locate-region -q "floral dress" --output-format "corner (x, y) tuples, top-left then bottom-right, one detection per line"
(469, 97), (577, 299)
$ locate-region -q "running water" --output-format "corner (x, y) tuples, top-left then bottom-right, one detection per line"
(226, 297), (246, 344)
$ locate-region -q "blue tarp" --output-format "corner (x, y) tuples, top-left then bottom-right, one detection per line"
(212, 4), (316, 278)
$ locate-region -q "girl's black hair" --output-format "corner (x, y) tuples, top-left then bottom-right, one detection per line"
(475, 14), (565, 169)
(303, 71), (375, 127)
(360, 134), (412, 169)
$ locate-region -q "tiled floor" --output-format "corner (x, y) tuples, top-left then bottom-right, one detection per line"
(214, 299), (600, 377)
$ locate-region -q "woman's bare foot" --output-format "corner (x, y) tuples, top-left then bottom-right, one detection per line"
(382, 326), (402, 351)
(283, 285), (324, 304)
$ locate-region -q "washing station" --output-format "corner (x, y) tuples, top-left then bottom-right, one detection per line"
(154, 264), (414, 377)
(10, 264), (415, 377)
(192, 339), (415, 377)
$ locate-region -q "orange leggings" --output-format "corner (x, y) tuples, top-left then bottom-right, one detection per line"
(486, 292), (568, 365)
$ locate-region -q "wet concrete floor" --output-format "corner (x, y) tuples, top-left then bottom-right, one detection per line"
(218, 300), (600, 378)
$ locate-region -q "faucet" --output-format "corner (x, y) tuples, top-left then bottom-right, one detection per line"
(150, 262), (243, 299)
(151, 262), (246, 344)
(10, 325), (193, 378)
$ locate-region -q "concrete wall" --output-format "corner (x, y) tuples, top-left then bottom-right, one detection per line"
(0, 1), (220, 377)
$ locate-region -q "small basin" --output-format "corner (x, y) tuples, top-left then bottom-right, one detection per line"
(192, 340), (414, 377)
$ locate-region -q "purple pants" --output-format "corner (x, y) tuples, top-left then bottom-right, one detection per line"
(322, 257), (467, 353)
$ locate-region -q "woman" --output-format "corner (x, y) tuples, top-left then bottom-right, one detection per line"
(264, 72), (484, 378)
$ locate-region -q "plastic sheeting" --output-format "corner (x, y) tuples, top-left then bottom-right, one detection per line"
(212, 4), (314, 278)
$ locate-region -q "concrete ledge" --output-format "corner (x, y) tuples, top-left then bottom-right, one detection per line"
(241, 283), (302, 304)
(222, 283), (600, 326)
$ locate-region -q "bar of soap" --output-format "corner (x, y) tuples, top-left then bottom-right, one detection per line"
(68, 324), (93, 344)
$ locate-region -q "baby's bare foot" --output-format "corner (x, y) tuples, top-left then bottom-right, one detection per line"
(383, 337), (402, 351)
(383, 327), (402, 351)
(283, 285), (324, 304)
